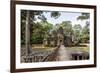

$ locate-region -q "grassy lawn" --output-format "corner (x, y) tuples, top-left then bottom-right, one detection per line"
(31, 44), (89, 52)
(65, 46), (89, 53)
(25, 43), (89, 54)
(31, 44), (56, 51)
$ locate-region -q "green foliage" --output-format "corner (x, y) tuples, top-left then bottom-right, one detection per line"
(73, 24), (82, 45)
(30, 21), (53, 44)
(77, 13), (90, 43)
(21, 11), (90, 46)
(61, 21), (73, 36)
(21, 10), (48, 45)
(80, 24), (89, 43)
(77, 13), (90, 20)
(31, 35), (43, 44)
(51, 11), (61, 19)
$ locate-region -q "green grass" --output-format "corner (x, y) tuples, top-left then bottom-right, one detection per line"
(31, 44), (89, 52)
(65, 46), (89, 52)
(32, 45), (55, 50)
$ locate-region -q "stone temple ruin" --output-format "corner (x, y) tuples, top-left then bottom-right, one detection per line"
(43, 27), (73, 47)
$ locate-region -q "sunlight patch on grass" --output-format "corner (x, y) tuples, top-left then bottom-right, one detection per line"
(31, 44), (56, 50)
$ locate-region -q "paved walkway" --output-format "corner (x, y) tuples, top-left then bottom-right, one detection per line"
(58, 45), (71, 61)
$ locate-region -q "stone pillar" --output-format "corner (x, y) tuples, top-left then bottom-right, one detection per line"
(43, 38), (47, 46)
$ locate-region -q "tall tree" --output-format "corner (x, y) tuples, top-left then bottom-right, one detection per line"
(81, 21), (90, 43)
(21, 10), (44, 55)
(77, 13), (90, 43)
(73, 24), (82, 45)
(60, 21), (73, 36)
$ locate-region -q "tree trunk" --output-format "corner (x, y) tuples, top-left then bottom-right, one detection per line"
(25, 10), (30, 56)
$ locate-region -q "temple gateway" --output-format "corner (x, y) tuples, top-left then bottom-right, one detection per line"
(43, 27), (73, 47)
